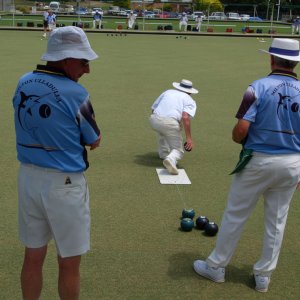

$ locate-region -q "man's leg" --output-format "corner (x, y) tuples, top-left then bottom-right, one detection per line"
(156, 133), (170, 159)
(206, 174), (261, 267)
(254, 168), (299, 275)
(58, 255), (81, 300)
(21, 246), (47, 300)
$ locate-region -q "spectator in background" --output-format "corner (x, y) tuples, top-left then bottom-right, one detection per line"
(47, 10), (56, 33)
(179, 12), (188, 32)
(42, 9), (49, 38)
(93, 10), (103, 29)
(127, 11), (136, 29)
(292, 16), (300, 35)
(195, 15), (203, 32)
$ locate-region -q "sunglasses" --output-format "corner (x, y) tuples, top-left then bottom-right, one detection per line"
(80, 59), (89, 66)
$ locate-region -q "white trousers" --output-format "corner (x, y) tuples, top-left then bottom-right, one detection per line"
(93, 19), (102, 29)
(207, 152), (300, 276)
(149, 114), (184, 162)
(128, 20), (135, 29)
(292, 24), (300, 34)
(179, 21), (187, 31)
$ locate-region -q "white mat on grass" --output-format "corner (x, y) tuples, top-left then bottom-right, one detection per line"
(156, 168), (191, 185)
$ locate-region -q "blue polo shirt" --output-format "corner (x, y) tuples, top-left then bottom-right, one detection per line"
(13, 65), (101, 172)
(236, 70), (300, 154)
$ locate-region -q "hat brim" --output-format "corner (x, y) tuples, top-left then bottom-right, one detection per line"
(172, 82), (198, 94)
(41, 48), (98, 61)
(259, 49), (300, 62)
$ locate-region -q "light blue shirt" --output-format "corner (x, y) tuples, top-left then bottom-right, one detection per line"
(236, 70), (300, 154)
(13, 65), (101, 172)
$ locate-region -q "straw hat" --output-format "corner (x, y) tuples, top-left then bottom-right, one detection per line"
(260, 38), (300, 61)
(172, 79), (198, 94)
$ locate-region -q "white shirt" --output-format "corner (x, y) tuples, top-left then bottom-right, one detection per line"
(196, 16), (203, 24)
(151, 89), (196, 122)
(180, 16), (188, 24)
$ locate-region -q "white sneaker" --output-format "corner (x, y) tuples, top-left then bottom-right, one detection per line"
(42, 33), (46, 38)
(254, 275), (270, 293)
(193, 260), (225, 283)
(163, 158), (178, 175)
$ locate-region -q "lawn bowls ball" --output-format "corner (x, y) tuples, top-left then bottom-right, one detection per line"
(184, 142), (191, 152)
(180, 218), (194, 232)
(195, 216), (209, 230)
(182, 208), (195, 219)
(204, 222), (219, 236)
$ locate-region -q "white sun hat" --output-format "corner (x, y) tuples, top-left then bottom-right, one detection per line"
(41, 26), (98, 61)
(172, 79), (199, 94)
(260, 38), (300, 61)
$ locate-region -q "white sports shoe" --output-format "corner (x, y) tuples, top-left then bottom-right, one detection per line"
(163, 157), (178, 175)
(254, 275), (270, 293)
(193, 260), (225, 283)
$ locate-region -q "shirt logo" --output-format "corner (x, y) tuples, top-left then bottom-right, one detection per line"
(65, 176), (72, 185)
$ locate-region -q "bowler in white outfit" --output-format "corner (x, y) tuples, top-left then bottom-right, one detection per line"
(149, 79), (198, 175)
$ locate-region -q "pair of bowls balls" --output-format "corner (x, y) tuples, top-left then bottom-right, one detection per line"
(196, 216), (219, 236)
(180, 209), (195, 232)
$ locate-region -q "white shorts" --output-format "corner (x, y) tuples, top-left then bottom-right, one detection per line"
(18, 163), (90, 258)
(48, 23), (56, 31)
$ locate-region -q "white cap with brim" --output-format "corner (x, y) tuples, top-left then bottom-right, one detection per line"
(173, 79), (198, 94)
(260, 38), (300, 62)
(41, 26), (98, 61)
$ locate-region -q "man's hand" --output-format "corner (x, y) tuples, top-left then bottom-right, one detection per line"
(88, 134), (101, 150)
(184, 140), (193, 151)
(232, 119), (251, 144)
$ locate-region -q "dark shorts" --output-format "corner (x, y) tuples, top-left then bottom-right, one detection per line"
(43, 20), (48, 28)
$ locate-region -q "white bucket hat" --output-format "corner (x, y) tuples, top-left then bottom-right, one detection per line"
(173, 79), (198, 94)
(41, 26), (98, 61)
(260, 38), (300, 61)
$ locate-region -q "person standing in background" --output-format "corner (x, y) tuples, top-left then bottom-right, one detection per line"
(93, 10), (103, 29)
(42, 9), (49, 38)
(179, 12), (188, 32)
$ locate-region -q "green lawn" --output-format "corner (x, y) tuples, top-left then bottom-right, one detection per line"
(0, 30), (299, 299)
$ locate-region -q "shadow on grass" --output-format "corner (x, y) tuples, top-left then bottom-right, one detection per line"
(134, 152), (162, 167)
(167, 251), (254, 289)
(134, 152), (184, 169)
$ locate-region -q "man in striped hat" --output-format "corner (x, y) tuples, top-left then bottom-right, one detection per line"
(193, 38), (300, 293)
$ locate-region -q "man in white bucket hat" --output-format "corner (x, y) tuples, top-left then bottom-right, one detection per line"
(12, 26), (101, 299)
(193, 38), (300, 292)
(149, 79), (198, 174)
